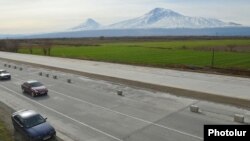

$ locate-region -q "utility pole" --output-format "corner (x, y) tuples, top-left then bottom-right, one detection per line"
(211, 48), (215, 68)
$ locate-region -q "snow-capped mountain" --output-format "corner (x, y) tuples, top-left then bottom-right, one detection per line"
(71, 8), (241, 30)
(72, 18), (101, 30)
(108, 8), (241, 29)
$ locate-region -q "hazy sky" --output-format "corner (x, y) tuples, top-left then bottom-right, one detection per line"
(0, 0), (250, 34)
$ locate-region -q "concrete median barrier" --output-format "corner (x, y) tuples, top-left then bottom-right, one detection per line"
(190, 105), (199, 113)
(53, 75), (58, 79)
(234, 114), (244, 123)
(1, 56), (250, 109)
(67, 79), (72, 83)
(117, 90), (124, 96)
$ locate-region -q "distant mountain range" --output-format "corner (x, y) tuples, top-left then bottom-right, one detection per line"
(72, 8), (241, 31)
(1, 8), (249, 39)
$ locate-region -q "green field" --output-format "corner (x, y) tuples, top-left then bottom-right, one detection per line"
(0, 120), (12, 141)
(18, 39), (250, 70)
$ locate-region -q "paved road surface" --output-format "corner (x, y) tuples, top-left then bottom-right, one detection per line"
(0, 52), (250, 104)
(0, 60), (250, 141)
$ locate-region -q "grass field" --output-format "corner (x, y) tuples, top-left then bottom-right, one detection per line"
(0, 119), (12, 141)
(18, 39), (250, 70)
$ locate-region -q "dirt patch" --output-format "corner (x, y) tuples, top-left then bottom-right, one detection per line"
(166, 64), (250, 77)
(148, 47), (173, 50)
(0, 102), (62, 141)
(195, 45), (250, 52)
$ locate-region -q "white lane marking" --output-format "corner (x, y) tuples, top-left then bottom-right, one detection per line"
(13, 74), (203, 140)
(12, 81), (22, 85)
(49, 90), (203, 140)
(13, 77), (55, 87)
(0, 84), (123, 141)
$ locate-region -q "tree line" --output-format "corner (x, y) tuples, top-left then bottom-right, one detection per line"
(0, 39), (52, 56)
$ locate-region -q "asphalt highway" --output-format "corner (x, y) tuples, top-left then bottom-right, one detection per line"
(0, 60), (250, 141)
(0, 51), (250, 106)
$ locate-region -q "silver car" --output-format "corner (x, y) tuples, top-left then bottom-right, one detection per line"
(0, 69), (11, 80)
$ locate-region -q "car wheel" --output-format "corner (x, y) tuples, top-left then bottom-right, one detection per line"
(51, 135), (56, 140)
(22, 88), (25, 93)
(31, 92), (35, 97)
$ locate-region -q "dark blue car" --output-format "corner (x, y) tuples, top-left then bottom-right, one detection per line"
(12, 109), (56, 141)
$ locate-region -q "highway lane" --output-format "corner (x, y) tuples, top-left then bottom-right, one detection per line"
(0, 62), (201, 140)
(1, 61), (250, 141)
(1, 51), (250, 105)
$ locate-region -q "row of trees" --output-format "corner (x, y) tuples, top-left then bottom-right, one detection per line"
(0, 39), (52, 56)
(0, 40), (20, 52)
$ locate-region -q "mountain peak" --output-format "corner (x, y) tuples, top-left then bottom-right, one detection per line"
(149, 8), (173, 14)
(147, 8), (182, 17)
(85, 18), (98, 24)
(72, 18), (101, 30)
(137, 8), (182, 25)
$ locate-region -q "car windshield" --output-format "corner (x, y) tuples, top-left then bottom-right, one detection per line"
(0, 70), (7, 74)
(24, 114), (45, 128)
(29, 82), (43, 87)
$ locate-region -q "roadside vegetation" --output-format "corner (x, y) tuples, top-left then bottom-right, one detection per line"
(0, 119), (12, 141)
(0, 102), (13, 141)
(1, 37), (250, 75)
